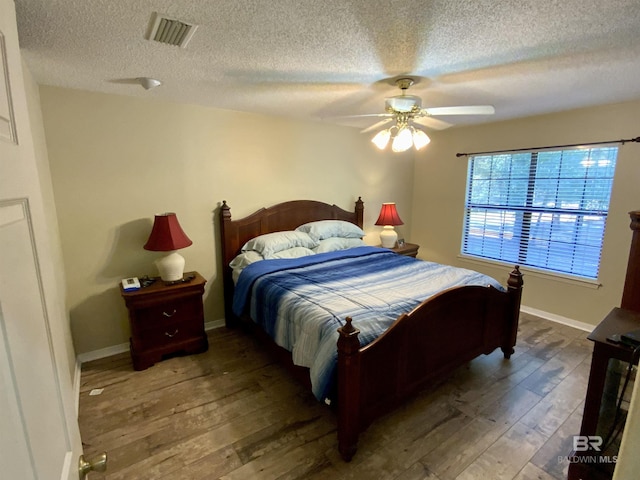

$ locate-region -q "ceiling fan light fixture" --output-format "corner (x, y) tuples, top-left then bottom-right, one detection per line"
(391, 127), (413, 152)
(412, 128), (431, 150)
(359, 76), (496, 152)
(371, 129), (391, 149)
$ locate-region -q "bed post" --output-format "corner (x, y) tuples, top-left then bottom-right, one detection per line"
(219, 200), (237, 328)
(621, 211), (640, 312)
(337, 316), (361, 462)
(502, 265), (523, 359)
(355, 197), (364, 229)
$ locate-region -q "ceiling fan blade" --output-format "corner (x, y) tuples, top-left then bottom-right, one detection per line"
(360, 118), (394, 133)
(324, 113), (394, 120)
(422, 105), (495, 116)
(412, 116), (454, 131)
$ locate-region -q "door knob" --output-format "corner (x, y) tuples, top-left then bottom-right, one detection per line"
(78, 452), (107, 479)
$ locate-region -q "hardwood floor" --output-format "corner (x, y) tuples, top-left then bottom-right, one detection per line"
(78, 313), (592, 479)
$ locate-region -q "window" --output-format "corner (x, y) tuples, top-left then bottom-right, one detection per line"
(462, 146), (618, 279)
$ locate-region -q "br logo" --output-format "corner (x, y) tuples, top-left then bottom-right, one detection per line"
(573, 435), (603, 452)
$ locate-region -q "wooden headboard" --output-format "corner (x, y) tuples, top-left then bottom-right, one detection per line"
(219, 197), (364, 325)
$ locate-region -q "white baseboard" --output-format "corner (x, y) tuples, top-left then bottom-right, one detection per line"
(76, 342), (130, 365)
(205, 318), (225, 330)
(521, 305), (594, 332)
(75, 318), (226, 365)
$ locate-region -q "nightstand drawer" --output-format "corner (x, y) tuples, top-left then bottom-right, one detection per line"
(131, 297), (199, 334)
(131, 315), (201, 351)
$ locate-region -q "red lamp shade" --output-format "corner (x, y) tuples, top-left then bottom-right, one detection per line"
(374, 203), (404, 226)
(143, 213), (192, 251)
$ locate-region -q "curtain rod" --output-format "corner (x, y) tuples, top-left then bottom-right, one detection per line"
(455, 136), (640, 157)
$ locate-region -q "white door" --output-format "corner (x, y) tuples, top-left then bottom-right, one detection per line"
(0, 1), (84, 479)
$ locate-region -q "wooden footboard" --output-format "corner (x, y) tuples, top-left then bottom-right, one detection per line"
(337, 266), (523, 461)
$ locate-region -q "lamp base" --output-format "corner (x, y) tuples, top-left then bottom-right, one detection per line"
(379, 226), (398, 248)
(155, 251), (186, 282)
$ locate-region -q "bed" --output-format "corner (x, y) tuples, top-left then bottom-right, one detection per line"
(219, 197), (523, 461)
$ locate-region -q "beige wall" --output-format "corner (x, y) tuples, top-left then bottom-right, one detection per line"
(39, 86), (415, 354)
(40, 84), (640, 351)
(411, 100), (640, 327)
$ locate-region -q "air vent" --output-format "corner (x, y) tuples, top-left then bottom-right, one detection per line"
(146, 12), (198, 48)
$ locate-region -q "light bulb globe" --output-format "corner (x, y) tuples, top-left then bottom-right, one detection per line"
(371, 129), (391, 149)
(412, 129), (431, 150)
(392, 127), (413, 152)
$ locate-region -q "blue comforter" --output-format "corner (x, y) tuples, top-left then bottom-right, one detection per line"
(233, 246), (502, 402)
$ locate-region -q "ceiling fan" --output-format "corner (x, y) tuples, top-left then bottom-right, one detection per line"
(348, 77), (495, 152)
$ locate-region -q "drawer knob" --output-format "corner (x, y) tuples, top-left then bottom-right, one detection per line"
(163, 309), (177, 317)
(165, 329), (179, 338)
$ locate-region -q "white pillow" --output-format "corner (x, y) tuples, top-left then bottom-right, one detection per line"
(265, 246), (316, 260)
(296, 220), (364, 241)
(241, 231), (319, 257)
(314, 237), (365, 253)
(229, 250), (264, 270)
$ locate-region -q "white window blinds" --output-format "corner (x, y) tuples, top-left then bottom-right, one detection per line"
(462, 146), (618, 279)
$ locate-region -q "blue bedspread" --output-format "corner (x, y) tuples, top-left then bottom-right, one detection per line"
(233, 246), (503, 402)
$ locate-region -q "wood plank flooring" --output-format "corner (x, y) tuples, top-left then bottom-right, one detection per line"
(78, 313), (592, 479)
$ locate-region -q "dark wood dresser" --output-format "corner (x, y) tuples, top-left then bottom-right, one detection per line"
(120, 271), (208, 370)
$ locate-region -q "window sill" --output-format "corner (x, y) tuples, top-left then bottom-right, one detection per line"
(457, 254), (602, 289)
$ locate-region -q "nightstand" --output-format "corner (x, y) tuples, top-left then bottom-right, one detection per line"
(384, 242), (420, 258)
(120, 271), (208, 370)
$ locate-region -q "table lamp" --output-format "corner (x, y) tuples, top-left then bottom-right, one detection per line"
(143, 212), (192, 282)
(375, 203), (404, 248)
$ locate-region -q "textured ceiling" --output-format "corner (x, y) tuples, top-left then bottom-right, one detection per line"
(13, 0), (640, 131)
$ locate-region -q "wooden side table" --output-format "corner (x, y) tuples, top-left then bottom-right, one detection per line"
(120, 271), (208, 370)
(382, 242), (419, 258)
